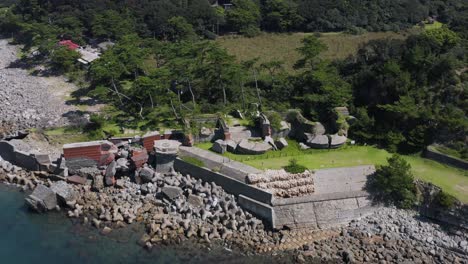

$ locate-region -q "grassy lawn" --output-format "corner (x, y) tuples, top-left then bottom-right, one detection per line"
(44, 127), (92, 146)
(197, 141), (468, 202)
(424, 21), (444, 31)
(43, 121), (144, 146)
(217, 31), (408, 72)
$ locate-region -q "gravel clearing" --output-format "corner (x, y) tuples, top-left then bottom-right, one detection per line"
(0, 39), (78, 137)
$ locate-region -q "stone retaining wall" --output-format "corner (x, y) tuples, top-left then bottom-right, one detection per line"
(423, 146), (468, 170)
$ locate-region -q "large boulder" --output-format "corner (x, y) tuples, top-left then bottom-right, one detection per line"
(116, 158), (128, 170)
(225, 140), (238, 153)
(67, 175), (87, 185)
(139, 167), (155, 183)
(92, 175), (104, 191)
(105, 160), (117, 186)
(187, 194), (204, 208)
(25, 185), (57, 213)
(313, 122), (326, 136)
(307, 135), (330, 149)
(264, 136), (277, 150)
(236, 139), (272, 155)
(330, 134), (347, 149)
(212, 139), (227, 154)
(162, 186), (183, 201)
(76, 167), (101, 178)
(50, 181), (77, 205)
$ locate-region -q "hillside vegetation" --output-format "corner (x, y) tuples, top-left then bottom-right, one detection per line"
(217, 31), (408, 71)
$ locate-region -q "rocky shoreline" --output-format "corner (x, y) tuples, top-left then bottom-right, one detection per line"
(1, 154), (467, 263)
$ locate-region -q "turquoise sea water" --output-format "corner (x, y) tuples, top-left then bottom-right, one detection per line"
(0, 184), (294, 264)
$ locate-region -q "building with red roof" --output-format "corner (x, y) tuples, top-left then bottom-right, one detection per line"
(58, 40), (80, 50)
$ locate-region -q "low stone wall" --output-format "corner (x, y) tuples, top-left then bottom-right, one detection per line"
(174, 159), (273, 204)
(423, 146), (468, 170)
(178, 146), (261, 182)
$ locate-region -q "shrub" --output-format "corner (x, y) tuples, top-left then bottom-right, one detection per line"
(265, 111), (282, 131)
(284, 158), (307, 174)
(434, 191), (457, 209)
(86, 114), (105, 131)
(368, 154), (417, 209)
(181, 156), (205, 168)
(50, 45), (80, 71)
(241, 25), (261, 38)
(346, 26), (367, 35)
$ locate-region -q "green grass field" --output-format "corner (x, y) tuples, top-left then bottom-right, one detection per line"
(217, 31), (408, 72)
(197, 141), (468, 202)
(423, 21), (444, 31)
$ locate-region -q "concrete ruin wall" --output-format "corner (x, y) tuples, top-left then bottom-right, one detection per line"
(0, 141), (51, 171)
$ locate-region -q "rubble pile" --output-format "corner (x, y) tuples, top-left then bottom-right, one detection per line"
(247, 169), (315, 198)
(0, 156), (40, 190)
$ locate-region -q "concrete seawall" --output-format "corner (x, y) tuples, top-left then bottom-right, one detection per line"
(175, 147), (377, 229)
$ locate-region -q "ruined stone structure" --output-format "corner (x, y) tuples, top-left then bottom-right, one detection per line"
(0, 140), (65, 174)
(153, 140), (181, 174)
(63, 140), (118, 171)
(142, 131), (161, 152)
(287, 110), (351, 149)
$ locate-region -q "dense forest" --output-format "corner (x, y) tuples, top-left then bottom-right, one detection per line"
(0, 0), (466, 156)
(0, 0), (466, 40)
